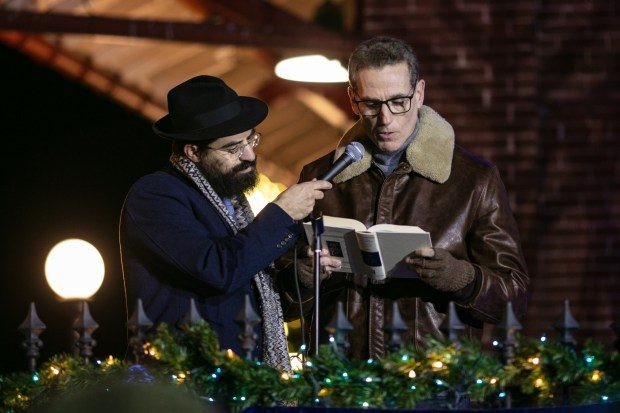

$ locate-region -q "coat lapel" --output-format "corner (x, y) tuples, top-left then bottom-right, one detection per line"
(333, 105), (454, 184)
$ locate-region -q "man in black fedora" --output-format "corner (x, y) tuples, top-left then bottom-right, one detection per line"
(120, 75), (334, 372)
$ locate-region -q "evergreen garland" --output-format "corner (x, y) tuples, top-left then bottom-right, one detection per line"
(1, 322), (618, 412)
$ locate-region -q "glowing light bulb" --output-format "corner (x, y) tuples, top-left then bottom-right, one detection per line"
(45, 239), (104, 300)
(275, 55), (348, 83)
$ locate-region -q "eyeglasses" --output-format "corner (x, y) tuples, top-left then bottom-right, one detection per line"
(207, 131), (261, 159)
(353, 88), (415, 117)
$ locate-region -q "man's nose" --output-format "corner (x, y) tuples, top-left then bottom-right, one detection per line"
(239, 145), (256, 161)
(378, 103), (393, 124)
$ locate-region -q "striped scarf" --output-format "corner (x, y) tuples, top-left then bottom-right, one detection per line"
(171, 154), (291, 373)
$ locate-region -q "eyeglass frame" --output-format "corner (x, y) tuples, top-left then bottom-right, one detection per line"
(352, 81), (419, 117)
(206, 130), (261, 159)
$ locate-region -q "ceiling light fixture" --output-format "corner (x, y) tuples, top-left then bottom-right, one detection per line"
(275, 55), (348, 83)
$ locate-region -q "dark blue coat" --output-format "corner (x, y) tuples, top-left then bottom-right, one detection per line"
(120, 166), (300, 356)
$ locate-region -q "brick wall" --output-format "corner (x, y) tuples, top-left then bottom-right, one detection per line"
(362, 0), (619, 344)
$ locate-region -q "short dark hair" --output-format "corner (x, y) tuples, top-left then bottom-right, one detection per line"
(348, 36), (420, 91)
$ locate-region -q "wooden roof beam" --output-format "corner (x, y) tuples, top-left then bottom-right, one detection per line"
(0, 9), (360, 56)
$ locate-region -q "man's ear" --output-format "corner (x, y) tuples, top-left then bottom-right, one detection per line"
(347, 86), (360, 116)
(183, 144), (201, 163)
(414, 79), (425, 109)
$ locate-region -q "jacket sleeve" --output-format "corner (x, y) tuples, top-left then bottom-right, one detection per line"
(121, 175), (301, 295)
(458, 166), (529, 323)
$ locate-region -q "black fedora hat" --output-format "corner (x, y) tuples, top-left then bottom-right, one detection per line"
(153, 75), (268, 141)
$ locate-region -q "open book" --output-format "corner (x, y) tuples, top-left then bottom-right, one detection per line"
(303, 215), (432, 282)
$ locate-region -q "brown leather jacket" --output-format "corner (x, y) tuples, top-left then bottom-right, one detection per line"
(282, 106), (529, 359)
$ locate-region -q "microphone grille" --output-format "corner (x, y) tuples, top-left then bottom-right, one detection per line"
(345, 141), (364, 161)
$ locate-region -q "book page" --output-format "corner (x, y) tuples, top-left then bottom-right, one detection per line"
(370, 223), (427, 234)
(374, 231), (432, 278)
(355, 231), (386, 281)
(322, 215), (367, 231)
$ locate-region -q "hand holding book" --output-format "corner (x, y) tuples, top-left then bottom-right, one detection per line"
(406, 247), (475, 292)
(303, 215), (433, 282)
(297, 247), (342, 289)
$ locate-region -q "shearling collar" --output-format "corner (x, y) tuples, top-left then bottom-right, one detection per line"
(333, 105), (454, 184)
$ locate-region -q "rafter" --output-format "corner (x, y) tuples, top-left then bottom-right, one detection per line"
(0, 9), (360, 56)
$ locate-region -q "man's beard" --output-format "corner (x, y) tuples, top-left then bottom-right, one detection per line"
(199, 159), (259, 198)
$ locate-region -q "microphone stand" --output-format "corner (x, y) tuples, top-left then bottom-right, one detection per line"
(311, 212), (324, 357)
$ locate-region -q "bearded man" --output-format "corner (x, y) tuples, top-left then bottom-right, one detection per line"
(120, 75), (331, 371)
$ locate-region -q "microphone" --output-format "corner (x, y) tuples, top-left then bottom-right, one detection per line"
(319, 141), (364, 181)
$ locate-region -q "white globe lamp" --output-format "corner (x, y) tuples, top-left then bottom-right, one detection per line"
(45, 239), (105, 300)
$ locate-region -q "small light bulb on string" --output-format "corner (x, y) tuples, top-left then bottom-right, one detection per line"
(528, 356), (540, 366)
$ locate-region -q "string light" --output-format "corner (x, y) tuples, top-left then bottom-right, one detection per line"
(528, 356), (540, 366)
(408, 370), (417, 379)
(176, 372), (187, 383)
(590, 370), (603, 382)
(432, 361), (443, 369)
(534, 378), (544, 388)
(280, 372), (291, 381)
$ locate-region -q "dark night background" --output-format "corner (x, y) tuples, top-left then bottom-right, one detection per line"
(1, 43), (170, 372)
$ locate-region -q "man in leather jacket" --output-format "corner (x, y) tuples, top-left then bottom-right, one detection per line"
(282, 36), (529, 359)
